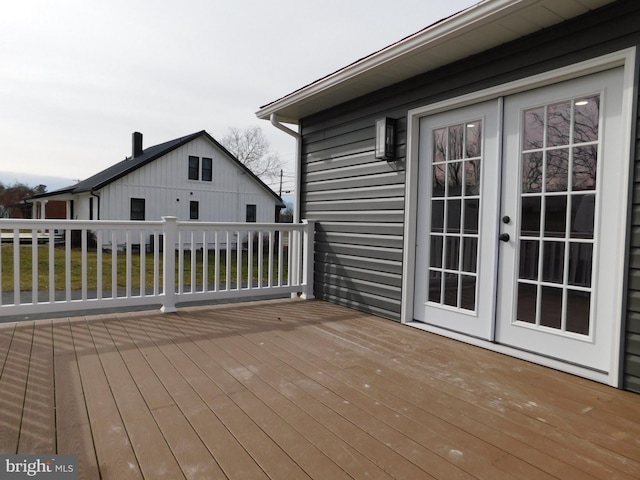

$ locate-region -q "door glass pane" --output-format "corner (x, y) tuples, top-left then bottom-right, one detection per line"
(433, 128), (447, 162)
(429, 270), (442, 303)
(523, 107), (544, 150)
(542, 241), (564, 283)
(460, 275), (476, 311)
(465, 121), (482, 157)
(572, 146), (597, 191)
(444, 274), (459, 307)
(461, 237), (478, 273)
(570, 194), (595, 239)
(433, 164), (446, 196)
(517, 283), (537, 323)
(574, 96), (599, 143)
(447, 199), (461, 233)
(465, 160), (481, 195)
(514, 94), (599, 338)
(445, 236), (460, 270)
(431, 200), (444, 233)
(449, 124), (464, 160)
(522, 152), (543, 193)
(544, 196), (567, 238)
(520, 197), (541, 236)
(546, 149), (569, 192)
(547, 102), (571, 147)
(566, 290), (591, 335)
(448, 162), (463, 196)
(519, 240), (539, 280)
(568, 243), (592, 287)
(463, 199), (479, 234)
(430, 236), (443, 268)
(540, 286), (563, 329)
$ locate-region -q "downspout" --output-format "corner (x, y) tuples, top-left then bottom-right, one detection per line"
(269, 113), (307, 298)
(90, 190), (100, 220)
(270, 113), (301, 223)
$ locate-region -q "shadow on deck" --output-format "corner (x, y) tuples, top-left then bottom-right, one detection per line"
(1, 298), (639, 479)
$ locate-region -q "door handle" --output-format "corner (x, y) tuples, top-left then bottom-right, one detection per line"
(499, 233), (510, 242)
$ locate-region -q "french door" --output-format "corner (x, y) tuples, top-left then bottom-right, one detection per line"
(414, 100), (501, 340)
(415, 67), (625, 372)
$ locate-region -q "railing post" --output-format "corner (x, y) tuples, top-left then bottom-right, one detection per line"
(161, 216), (178, 313)
(301, 220), (315, 300)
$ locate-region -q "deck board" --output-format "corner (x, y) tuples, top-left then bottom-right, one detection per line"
(53, 319), (100, 480)
(0, 323), (33, 453)
(1, 298), (639, 479)
(18, 321), (55, 454)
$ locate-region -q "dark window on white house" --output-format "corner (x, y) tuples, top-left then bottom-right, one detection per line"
(190, 201), (199, 220)
(188, 156), (199, 180)
(130, 198), (145, 220)
(246, 204), (257, 222)
(202, 157), (212, 181)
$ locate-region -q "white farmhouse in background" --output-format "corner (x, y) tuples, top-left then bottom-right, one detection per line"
(29, 130), (285, 223)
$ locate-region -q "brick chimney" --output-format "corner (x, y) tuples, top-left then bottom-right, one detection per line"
(132, 132), (143, 158)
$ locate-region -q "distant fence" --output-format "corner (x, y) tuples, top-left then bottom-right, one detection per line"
(0, 217), (314, 317)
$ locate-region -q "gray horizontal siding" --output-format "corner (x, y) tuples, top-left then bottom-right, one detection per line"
(299, 0), (640, 391)
(626, 77), (640, 393)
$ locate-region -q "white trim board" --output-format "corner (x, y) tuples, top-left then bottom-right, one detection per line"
(401, 47), (636, 387)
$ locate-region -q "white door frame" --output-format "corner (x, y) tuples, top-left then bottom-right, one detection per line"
(401, 48), (636, 386)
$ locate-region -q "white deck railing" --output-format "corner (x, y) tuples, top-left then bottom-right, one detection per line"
(0, 217), (314, 317)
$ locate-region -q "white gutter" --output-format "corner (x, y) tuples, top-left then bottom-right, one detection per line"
(270, 113), (301, 223)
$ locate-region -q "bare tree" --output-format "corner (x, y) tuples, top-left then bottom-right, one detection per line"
(0, 182), (44, 218)
(221, 126), (284, 181)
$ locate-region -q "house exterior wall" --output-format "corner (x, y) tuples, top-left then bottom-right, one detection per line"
(298, 0), (640, 392)
(79, 137), (278, 224)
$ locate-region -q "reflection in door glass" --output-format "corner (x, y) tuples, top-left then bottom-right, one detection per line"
(465, 122), (482, 157)
(465, 160), (481, 195)
(546, 149), (569, 192)
(574, 96), (599, 143)
(429, 120), (482, 312)
(516, 95), (599, 336)
(547, 102), (571, 147)
(572, 146), (597, 190)
(522, 152), (543, 193)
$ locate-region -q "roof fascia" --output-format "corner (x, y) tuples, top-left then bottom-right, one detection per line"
(256, 0), (558, 122)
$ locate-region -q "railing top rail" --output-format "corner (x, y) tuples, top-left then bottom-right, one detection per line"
(0, 219), (309, 230)
(175, 221), (308, 230)
(0, 219), (164, 228)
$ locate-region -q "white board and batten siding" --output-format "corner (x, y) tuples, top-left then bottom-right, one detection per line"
(89, 137), (278, 223)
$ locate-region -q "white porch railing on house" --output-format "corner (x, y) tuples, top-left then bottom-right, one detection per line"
(0, 217), (314, 317)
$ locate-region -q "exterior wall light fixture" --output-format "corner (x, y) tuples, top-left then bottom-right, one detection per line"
(375, 117), (396, 161)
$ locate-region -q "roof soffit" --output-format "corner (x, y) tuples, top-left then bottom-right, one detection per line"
(256, 0), (617, 123)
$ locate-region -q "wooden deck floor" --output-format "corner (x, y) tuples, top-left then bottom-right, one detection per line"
(1, 298), (639, 479)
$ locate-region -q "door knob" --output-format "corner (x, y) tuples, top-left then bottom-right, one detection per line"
(499, 233), (510, 242)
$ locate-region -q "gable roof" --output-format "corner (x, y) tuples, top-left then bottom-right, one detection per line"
(256, 0), (617, 123)
(32, 130), (284, 207)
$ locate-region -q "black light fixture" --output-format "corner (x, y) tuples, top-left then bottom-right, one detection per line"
(375, 117), (396, 161)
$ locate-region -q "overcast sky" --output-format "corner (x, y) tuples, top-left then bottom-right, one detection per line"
(1, 0), (478, 194)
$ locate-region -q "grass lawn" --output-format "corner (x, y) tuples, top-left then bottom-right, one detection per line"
(0, 244), (288, 293)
